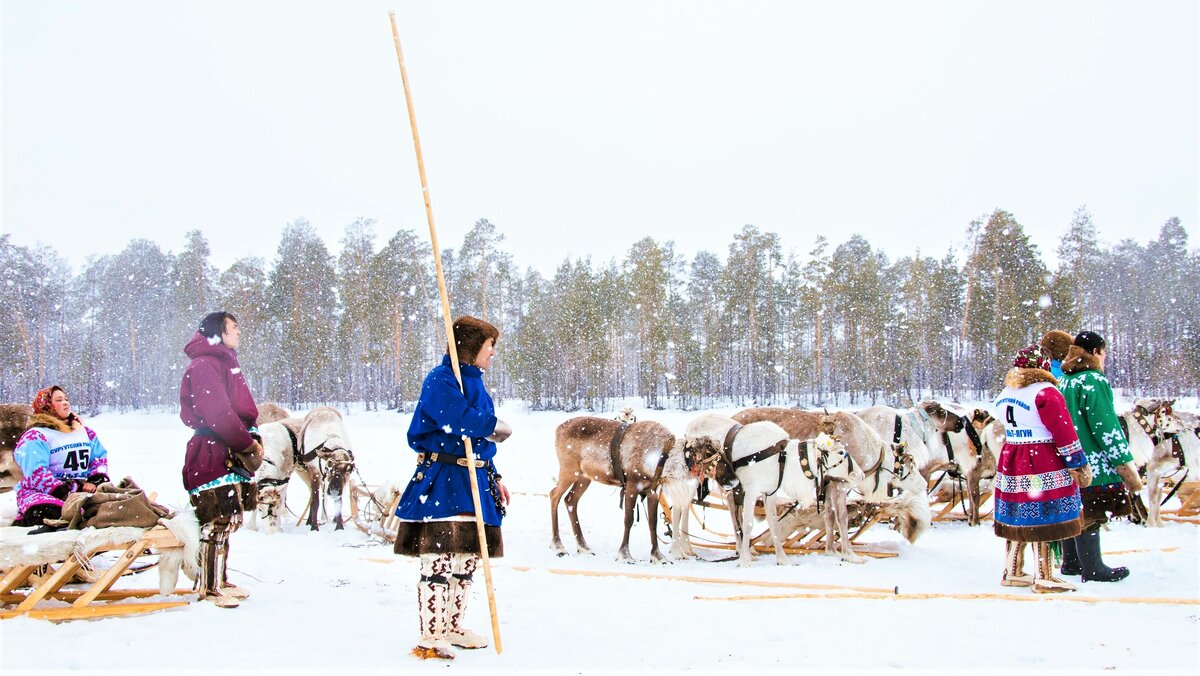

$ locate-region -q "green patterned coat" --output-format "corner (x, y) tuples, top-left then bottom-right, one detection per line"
(1058, 349), (1132, 488)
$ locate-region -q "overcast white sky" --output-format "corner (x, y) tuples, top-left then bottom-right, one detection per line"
(2, 1), (1197, 276)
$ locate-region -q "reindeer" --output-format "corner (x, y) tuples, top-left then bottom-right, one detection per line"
(250, 406), (356, 532)
(856, 400), (966, 480)
(550, 416), (694, 562)
(0, 403), (32, 493)
(1123, 399), (1189, 527)
(730, 421), (860, 566)
(298, 407), (356, 531)
(248, 417), (312, 534)
(684, 411), (862, 565)
(860, 402), (991, 527)
(255, 402), (291, 426)
(733, 408), (932, 544)
(956, 407), (1001, 526)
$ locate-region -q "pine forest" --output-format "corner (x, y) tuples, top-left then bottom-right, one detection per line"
(2, 208), (1195, 412)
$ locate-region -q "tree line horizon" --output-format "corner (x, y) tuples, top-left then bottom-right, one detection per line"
(2, 206), (1195, 413)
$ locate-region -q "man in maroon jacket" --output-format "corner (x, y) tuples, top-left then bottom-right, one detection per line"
(180, 311), (262, 608)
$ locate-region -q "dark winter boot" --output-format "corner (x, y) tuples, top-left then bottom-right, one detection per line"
(1074, 528), (1129, 582)
(1059, 538), (1081, 576)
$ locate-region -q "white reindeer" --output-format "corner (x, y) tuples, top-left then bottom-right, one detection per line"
(1125, 400), (1191, 527)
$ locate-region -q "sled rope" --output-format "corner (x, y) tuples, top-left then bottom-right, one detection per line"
(695, 591), (1200, 606)
(503, 565), (895, 594)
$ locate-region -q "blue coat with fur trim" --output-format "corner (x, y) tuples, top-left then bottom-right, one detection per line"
(395, 356), (503, 525)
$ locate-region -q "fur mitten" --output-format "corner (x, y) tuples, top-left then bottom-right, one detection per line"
(1069, 465), (1093, 489)
(1115, 462), (1143, 493)
(487, 420), (512, 443)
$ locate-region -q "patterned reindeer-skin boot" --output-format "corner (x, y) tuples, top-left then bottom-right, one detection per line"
(197, 524), (239, 608)
(1032, 541), (1077, 594)
(413, 554), (455, 660)
(218, 536), (250, 600)
(1000, 539), (1032, 587)
(447, 554), (488, 649)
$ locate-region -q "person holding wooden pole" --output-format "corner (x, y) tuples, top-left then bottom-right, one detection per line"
(388, 12), (507, 658)
(393, 317), (512, 659)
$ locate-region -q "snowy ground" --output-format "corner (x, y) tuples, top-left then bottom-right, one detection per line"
(1, 404), (1198, 676)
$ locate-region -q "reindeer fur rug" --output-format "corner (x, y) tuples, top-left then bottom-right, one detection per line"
(0, 510), (200, 594)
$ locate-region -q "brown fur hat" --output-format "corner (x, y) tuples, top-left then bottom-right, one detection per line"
(1061, 344), (1103, 375)
(1039, 330), (1074, 362)
(452, 316), (500, 364)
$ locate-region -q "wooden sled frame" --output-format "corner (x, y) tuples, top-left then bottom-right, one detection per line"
(1159, 479), (1200, 523)
(928, 477), (995, 524)
(660, 494), (899, 559)
(348, 478), (402, 542)
(0, 526), (190, 621)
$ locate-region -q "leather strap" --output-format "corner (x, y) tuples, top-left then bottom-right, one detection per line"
(963, 420), (983, 457)
(417, 452), (486, 469)
(609, 422), (629, 485)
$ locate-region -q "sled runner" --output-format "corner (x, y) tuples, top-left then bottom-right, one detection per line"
(662, 493), (899, 559)
(0, 525), (190, 621)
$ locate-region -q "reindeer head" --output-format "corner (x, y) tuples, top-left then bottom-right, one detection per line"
(0, 448), (22, 493)
(318, 444), (356, 497)
(615, 407), (637, 424)
(683, 436), (736, 487)
(919, 401), (965, 433)
(815, 433), (862, 484)
(1135, 398), (1184, 437)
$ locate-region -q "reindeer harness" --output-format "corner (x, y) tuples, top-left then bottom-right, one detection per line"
(866, 415), (915, 497)
(609, 422), (629, 486)
(253, 424), (302, 490)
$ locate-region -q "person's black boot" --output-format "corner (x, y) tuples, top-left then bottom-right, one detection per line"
(1059, 538), (1081, 576)
(1074, 528), (1129, 582)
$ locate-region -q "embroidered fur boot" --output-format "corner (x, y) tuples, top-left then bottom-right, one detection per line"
(1033, 542), (1076, 593)
(1000, 540), (1032, 587)
(447, 556), (488, 649)
(413, 556), (455, 660)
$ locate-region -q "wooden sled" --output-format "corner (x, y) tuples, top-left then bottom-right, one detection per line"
(1160, 480), (1200, 518)
(929, 484), (995, 524)
(348, 478), (402, 542)
(660, 493), (898, 559)
(0, 526), (190, 621)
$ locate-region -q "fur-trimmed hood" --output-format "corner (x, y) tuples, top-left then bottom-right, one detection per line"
(27, 413), (82, 433)
(1003, 367), (1058, 389)
(1061, 345), (1103, 375)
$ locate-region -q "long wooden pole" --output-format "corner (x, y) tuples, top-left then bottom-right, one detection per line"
(388, 12), (502, 654)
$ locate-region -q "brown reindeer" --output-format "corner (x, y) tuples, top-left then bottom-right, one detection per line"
(550, 416), (692, 562)
(0, 403), (33, 493)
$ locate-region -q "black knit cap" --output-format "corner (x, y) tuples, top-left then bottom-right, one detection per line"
(1074, 330), (1106, 353)
(199, 311), (238, 338)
